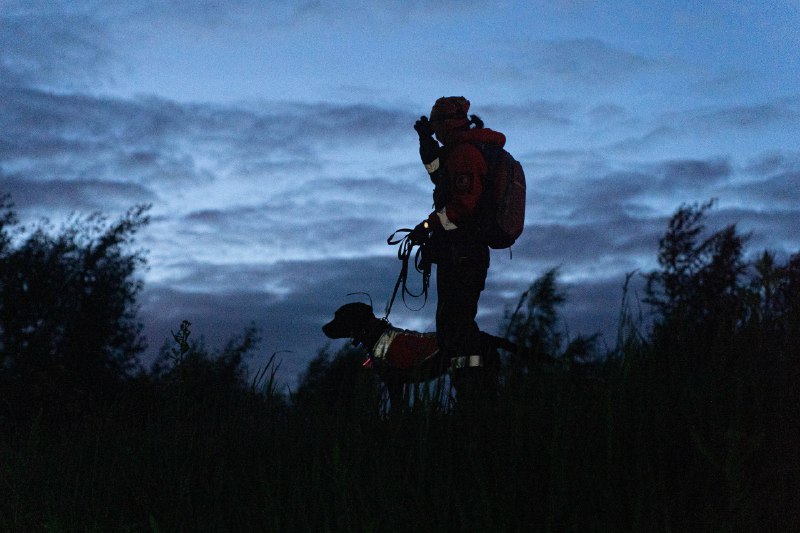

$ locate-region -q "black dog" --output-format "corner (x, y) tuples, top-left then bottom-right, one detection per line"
(322, 302), (515, 409)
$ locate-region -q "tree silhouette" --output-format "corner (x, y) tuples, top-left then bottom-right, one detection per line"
(645, 200), (748, 339)
(643, 200), (800, 363)
(0, 195), (149, 416)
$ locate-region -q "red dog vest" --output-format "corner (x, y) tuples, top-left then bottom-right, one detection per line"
(365, 327), (439, 370)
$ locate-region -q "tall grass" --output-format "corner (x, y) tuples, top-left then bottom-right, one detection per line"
(2, 313), (796, 532)
(2, 202), (798, 532)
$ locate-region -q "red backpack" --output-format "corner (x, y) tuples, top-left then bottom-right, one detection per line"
(474, 143), (527, 249)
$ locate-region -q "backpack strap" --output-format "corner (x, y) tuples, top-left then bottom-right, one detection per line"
(469, 141), (498, 238)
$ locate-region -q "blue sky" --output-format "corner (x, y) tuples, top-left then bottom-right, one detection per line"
(2, 0), (799, 387)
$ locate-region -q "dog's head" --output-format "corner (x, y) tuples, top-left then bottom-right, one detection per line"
(322, 302), (377, 340)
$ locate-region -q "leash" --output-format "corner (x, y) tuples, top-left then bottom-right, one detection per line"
(384, 228), (431, 320)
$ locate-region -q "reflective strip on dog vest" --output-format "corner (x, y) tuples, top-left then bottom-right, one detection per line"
(372, 329), (399, 361)
(371, 327), (440, 370)
(450, 355), (483, 370)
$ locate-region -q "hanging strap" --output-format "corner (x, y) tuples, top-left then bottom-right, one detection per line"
(384, 228), (431, 320)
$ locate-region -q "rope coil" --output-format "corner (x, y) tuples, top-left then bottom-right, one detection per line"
(384, 228), (431, 320)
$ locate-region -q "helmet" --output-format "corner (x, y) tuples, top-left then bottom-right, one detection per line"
(429, 96), (471, 131)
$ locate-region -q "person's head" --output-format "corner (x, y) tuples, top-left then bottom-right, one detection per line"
(429, 96), (481, 144)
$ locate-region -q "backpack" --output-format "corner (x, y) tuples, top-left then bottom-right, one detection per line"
(474, 143), (526, 249)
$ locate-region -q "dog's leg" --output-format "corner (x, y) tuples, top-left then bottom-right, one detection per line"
(383, 375), (405, 414)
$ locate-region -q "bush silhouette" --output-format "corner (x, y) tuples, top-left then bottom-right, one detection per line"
(0, 195), (149, 418)
(292, 345), (384, 419)
(645, 200), (800, 364)
(1, 197), (798, 531)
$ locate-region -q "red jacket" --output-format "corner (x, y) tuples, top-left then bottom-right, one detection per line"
(426, 127), (507, 231)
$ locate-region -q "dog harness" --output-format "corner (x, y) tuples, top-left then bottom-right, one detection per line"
(370, 326), (439, 370)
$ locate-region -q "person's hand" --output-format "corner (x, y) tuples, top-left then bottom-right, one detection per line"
(408, 220), (431, 244)
(414, 116), (433, 139)
(415, 116), (440, 166)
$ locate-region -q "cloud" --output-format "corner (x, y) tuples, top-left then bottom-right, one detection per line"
(135, 250), (647, 389)
(524, 38), (656, 85)
(609, 97), (800, 153)
(0, 10), (116, 90)
(556, 274), (649, 347)
(138, 254), (426, 387)
(527, 155), (733, 224)
(0, 86), (418, 210)
(481, 100), (578, 128)
(3, 3), (798, 389)
(515, 218), (661, 270)
(738, 151), (800, 212)
(608, 126), (679, 152)
(692, 99), (800, 130)
(587, 103), (632, 124)
(744, 151), (800, 177)
(654, 158), (733, 188)
(0, 177), (154, 211)
(708, 207), (800, 258)
(0, 87), (414, 159)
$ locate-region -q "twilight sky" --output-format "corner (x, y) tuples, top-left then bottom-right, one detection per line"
(2, 0), (799, 387)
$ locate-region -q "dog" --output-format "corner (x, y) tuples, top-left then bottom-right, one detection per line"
(322, 302), (516, 410)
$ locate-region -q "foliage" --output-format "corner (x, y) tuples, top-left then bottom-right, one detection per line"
(645, 199), (748, 339)
(0, 198), (798, 532)
(503, 267), (600, 368)
(292, 345), (385, 419)
(0, 196), (149, 418)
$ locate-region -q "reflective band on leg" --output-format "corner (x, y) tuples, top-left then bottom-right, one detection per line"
(450, 355), (483, 370)
(468, 355), (482, 367)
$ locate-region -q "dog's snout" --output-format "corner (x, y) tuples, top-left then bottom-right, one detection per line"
(322, 318), (346, 339)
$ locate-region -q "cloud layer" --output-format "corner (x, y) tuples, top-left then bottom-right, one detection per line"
(2, 2), (798, 386)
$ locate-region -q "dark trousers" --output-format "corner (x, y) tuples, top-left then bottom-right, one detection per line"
(434, 234), (490, 364)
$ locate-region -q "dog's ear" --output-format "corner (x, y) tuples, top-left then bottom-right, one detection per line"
(338, 302), (375, 321)
(346, 292), (374, 313)
(353, 302), (376, 321)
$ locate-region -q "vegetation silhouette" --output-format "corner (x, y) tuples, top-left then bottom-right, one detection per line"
(0, 195), (149, 422)
(0, 194), (798, 531)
